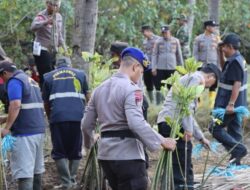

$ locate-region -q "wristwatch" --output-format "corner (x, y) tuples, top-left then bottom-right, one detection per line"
(228, 101), (235, 106)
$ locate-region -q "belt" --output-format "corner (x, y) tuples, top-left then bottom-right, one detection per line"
(101, 130), (136, 139)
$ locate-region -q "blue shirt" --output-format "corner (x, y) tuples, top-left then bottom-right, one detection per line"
(7, 79), (23, 101)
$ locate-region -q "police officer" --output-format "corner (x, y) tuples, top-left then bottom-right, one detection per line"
(193, 20), (219, 66)
(193, 20), (220, 106)
(157, 63), (220, 190)
(176, 15), (190, 60)
(0, 60), (46, 190)
(42, 56), (89, 189)
(31, 0), (66, 88)
(82, 47), (176, 190)
(110, 41), (129, 69)
(210, 33), (248, 165)
(141, 25), (160, 102)
(152, 25), (183, 104)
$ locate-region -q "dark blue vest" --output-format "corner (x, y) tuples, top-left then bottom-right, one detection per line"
(9, 71), (45, 136)
(215, 52), (247, 108)
(44, 66), (87, 124)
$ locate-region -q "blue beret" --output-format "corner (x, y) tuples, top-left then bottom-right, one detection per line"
(121, 47), (149, 70)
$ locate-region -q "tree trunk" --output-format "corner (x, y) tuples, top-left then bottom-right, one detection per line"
(208, 0), (220, 24)
(72, 0), (98, 76)
(187, 0), (196, 50)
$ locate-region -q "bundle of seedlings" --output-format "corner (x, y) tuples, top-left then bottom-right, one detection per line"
(80, 142), (105, 190)
(151, 58), (204, 190)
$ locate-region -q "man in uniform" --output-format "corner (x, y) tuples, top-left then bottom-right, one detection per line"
(82, 47), (176, 190)
(31, 0), (66, 87)
(141, 25), (159, 102)
(42, 57), (89, 189)
(176, 15), (190, 60)
(0, 60), (46, 190)
(210, 33), (248, 165)
(193, 20), (220, 106)
(152, 25), (183, 104)
(157, 63), (220, 190)
(110, 41), (129, 69)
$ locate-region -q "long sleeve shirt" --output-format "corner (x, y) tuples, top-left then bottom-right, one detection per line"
(157, 71), (205, 140)
(81, 72), (164, 161)
(152, 36), (184, 70)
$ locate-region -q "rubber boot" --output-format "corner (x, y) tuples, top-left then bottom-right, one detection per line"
(18, 178), (33, 190)
(69, 160), (80, 186)
(147, 90), (154, 103)
(209, 91), (216, 109)
(54, 159), (72, 190)
(33, 174), (42, 190)
(156, 91), (163, 105)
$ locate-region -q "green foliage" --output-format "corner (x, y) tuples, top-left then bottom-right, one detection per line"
(82, 52), (114, 90)
(0, 0), (73, 66)
(151, 56), (205, 190)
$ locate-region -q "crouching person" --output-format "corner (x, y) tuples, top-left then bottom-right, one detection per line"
(157, 64), (221, 190)
(0, 60), (46, 190)
(81, 47), (176, 190)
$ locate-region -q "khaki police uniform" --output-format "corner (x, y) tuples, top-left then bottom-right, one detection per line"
(31, 9), (65, 87)
(82, 72), (164, 189)
(142, 34), (159, 101)
(193, 33), (219, 66)
(151, 36), (183, 104)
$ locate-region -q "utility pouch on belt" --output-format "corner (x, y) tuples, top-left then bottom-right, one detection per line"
(101, 130), (136, 140)
(33, 41), (41, 56)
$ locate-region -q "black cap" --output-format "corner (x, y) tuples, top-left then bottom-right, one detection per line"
(200, 63), (221, 89)
(218, 33), (241, 48)
(204, 20), (219, 28)
(161, 25), (170, 32)
(110, 41), (129, 55)
(141, 25), (152, 32)
(0, 60), (17, 73)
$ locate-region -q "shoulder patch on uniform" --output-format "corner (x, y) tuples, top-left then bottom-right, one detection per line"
(134, 90), (143, 106)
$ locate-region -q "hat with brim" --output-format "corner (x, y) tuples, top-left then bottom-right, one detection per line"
(56, 56), (71, 67)
(0, 60), (17, 73)
(204, 20), (219, 27)
(218, 33), (241, 48)
(110, 42), (129, 55)
(200, 63), (221, 89)
(161, 25), (170, 33)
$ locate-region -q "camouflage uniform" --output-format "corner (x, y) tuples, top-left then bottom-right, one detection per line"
(176, 23), (190, 60)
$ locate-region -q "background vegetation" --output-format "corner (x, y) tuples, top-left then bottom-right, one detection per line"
(0, 0), (250, 66)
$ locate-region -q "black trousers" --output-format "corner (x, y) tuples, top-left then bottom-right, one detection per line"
(143, 70), (154, 91)
(153, 69), (175, 90)
(50, 121), (83, 160)
(34, 50), (54, 88)
(158, 122), (194, 190)
(99, 160), (148, 190)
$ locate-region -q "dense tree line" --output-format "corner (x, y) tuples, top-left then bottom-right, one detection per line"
(0, 0), (250, 65)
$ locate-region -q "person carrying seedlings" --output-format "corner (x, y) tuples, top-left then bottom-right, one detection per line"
(0, 60), (46, 190)
(157, 63), (221, 190)
(42, 56), (89, 189)
(82, 47), (177, 190)
(210, 33), (248, 165)
(31, 0), (67, 88)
